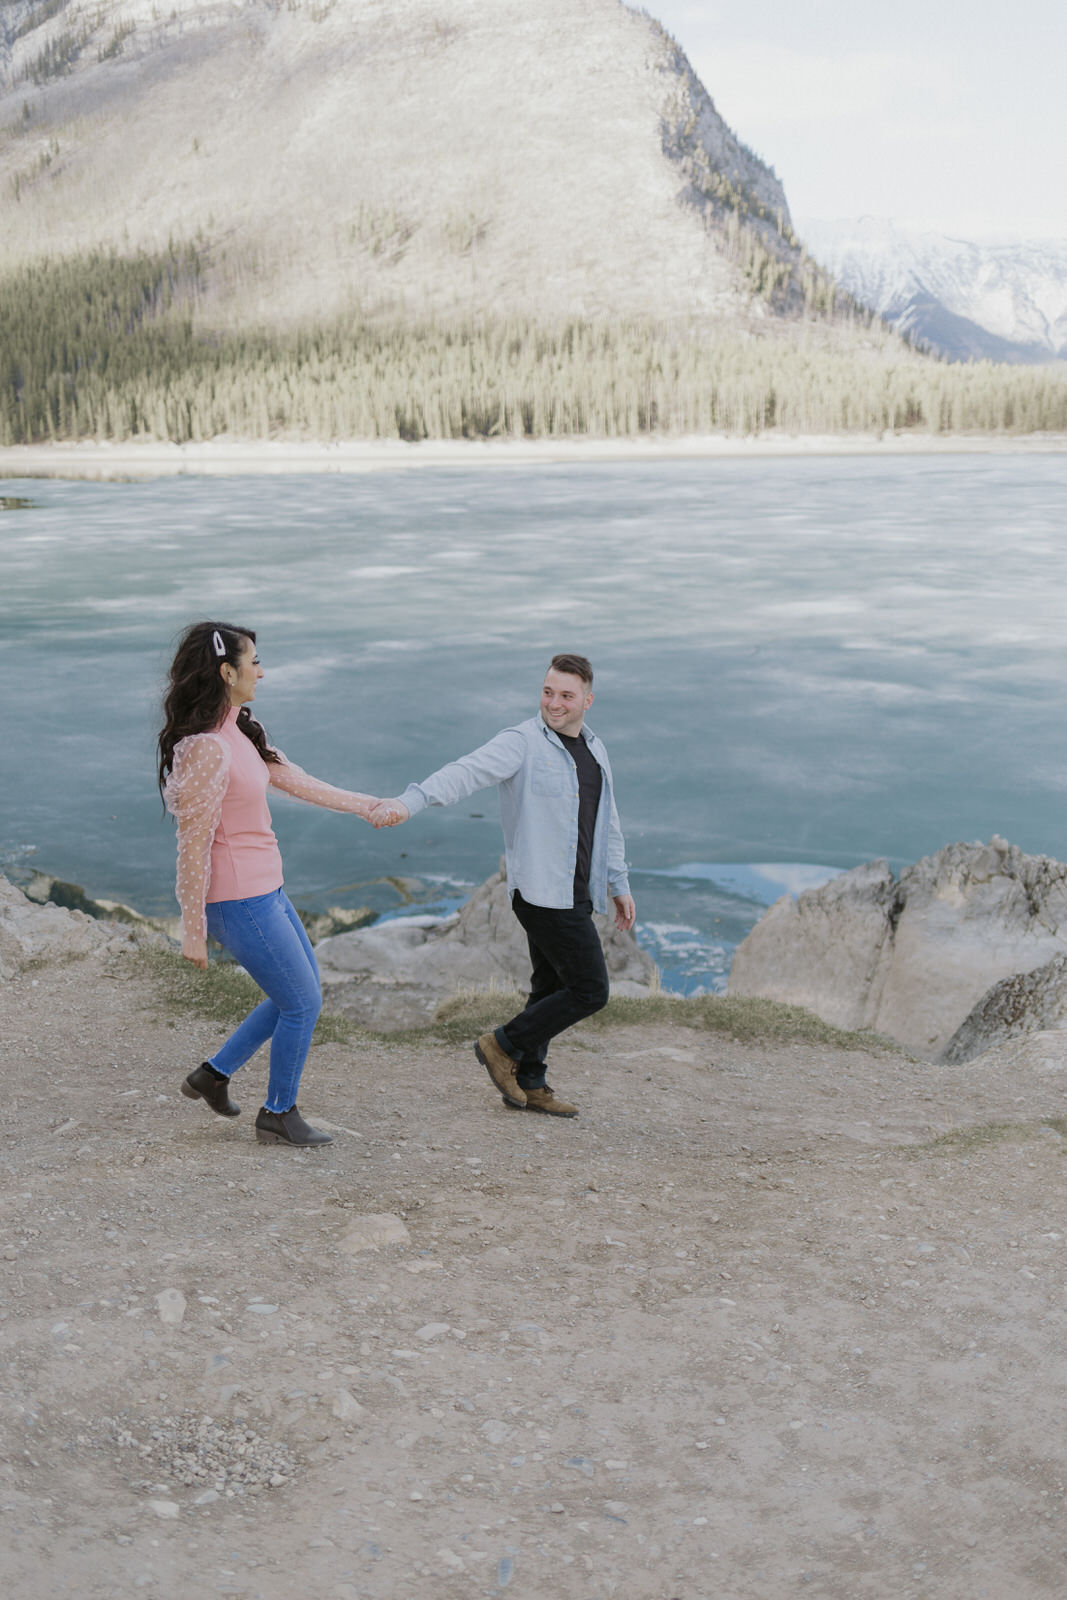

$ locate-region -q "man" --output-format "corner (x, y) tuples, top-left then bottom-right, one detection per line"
(370, 654), (635, 1118)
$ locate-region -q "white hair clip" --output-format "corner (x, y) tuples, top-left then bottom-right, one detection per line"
(212, 630), (226, 657)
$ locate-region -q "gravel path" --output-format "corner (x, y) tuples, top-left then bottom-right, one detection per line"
(2, 951), (1065, 1598)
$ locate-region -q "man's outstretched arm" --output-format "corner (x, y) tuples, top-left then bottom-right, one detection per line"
(370, 728), (526, 830)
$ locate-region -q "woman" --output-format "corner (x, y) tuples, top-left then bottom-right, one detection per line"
(159, 620), (378, 1148)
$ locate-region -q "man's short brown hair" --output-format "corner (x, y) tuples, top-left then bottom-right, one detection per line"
(549, 653), (593, 688)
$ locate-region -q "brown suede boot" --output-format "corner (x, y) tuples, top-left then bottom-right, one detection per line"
(474, 1033), (526, 1107)
(522, 1085), (578, 1117)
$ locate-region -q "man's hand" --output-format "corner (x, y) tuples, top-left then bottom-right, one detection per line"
(613, 894), (636, 932)
(370, 799), (410, 829)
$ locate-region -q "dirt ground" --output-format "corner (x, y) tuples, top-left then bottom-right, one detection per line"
(2, 947), (1066, 1600)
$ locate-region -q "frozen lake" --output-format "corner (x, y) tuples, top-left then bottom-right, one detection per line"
(3, 453), (1066, 989)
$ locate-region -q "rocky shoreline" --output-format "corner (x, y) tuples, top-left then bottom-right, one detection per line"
(0, 873), (167, 980)
(4, 864), (657, 1030)
(728, 835), (1067, 1061)
(12, 836), (1067, 1057)
(314, 866), (657, 1030)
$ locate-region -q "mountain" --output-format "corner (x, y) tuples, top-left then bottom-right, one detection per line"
(8, 3), (1066, 447)
(0, 0), (810, 327)
(798, 217), (1067, 365)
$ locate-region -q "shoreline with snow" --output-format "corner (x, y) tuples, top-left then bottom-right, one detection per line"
(3, 430), (1067, 480)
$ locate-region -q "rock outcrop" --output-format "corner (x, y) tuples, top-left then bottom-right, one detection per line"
(941, 954), (1067, 1064)
(2, 863), (655, 1030)
(21, 871), (376, 948)
(315, 864), (657, 1031)
(727, 837), (1067, 1059)
(0, 874), (164, 979)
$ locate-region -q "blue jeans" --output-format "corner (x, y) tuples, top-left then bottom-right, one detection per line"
(204, 889), (322, 1114)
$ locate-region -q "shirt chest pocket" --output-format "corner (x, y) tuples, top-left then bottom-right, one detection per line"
(530, 758), (568, 797)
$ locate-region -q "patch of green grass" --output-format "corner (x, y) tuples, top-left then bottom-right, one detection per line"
(429, 989), (527, 1046)
(914, 1122), (1045, 1157)
(24, 951), (85, 972)
(136, 947), (357, 1046)
(1042, 1116), (1067, 1140)
(309, 1009), (358, 1046)
(132, 957), (903, 1055)
(415, 988), (895, 1052)
(591, 991), (897, 1051)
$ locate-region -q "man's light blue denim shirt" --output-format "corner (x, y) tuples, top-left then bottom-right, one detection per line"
(399, 715), (630, 914)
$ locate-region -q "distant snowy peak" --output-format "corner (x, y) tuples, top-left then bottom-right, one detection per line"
(798, 217), (1067, 364)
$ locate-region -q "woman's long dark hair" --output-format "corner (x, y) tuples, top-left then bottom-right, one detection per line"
(157, 620), (281, 799)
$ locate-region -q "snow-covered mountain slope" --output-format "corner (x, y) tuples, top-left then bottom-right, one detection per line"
(0, 0), (797, 326)
(798, 217), (1067, 364)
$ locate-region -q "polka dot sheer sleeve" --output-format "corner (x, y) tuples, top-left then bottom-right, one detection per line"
(268, 755), (377, 819)
(164, 734), (230, 948)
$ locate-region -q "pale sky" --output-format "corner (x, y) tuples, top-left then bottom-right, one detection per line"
(644, 1), (1067, 240)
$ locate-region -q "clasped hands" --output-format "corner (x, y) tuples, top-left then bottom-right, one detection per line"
(366, 798), (410, 829)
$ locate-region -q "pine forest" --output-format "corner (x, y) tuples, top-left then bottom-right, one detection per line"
(3, 247), (1067, 447)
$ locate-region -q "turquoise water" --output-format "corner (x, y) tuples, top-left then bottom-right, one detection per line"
(2, 454), (1066, 990)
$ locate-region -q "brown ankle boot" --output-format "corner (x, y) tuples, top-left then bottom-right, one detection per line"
(474, 1034), (526, 1107)
(522, 1085), (578, 1117)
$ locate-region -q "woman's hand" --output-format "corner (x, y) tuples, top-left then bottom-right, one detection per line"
(182, 937), (208, 971)
(370, 799), (410, 829)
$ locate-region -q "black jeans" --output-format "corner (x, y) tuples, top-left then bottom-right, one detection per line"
(496, 891), (610, 1090)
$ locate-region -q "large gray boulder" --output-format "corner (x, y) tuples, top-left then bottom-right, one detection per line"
(727, 837), (1067, 1058)
(0, 874), (161, 979)
(941, 954), (1067, 1063)
(315, 864), (657, 1031)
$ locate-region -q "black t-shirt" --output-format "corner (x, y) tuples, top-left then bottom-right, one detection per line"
(557, 729), (603, 905)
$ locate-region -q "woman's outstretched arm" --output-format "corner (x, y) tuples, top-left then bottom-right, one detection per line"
(268, 757), (380, 820)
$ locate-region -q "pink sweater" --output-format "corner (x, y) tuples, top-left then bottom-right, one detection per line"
(164, 709), (371, 943)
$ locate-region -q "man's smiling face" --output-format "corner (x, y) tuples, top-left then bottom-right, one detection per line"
(540, 668), (593, 738)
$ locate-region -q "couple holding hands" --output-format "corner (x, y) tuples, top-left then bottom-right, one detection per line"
(158, 621), (635, 1147)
